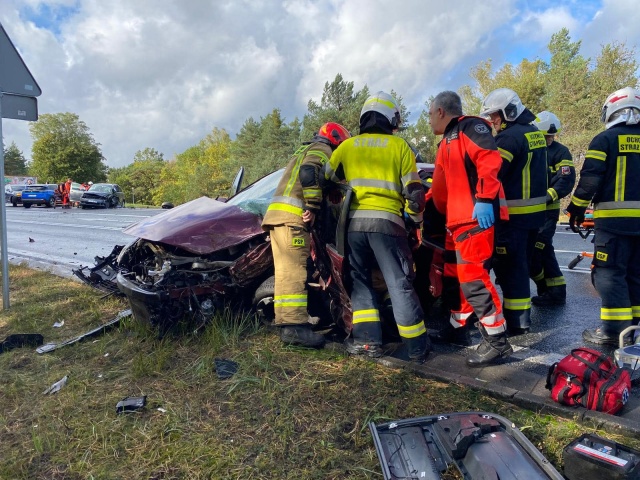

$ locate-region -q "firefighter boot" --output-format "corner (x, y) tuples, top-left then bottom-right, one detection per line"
(344, 339), (383, 358)
(406, 333), (432, 365)
(582, 326), (632, 347)
(532, 285), (566, 306)
(534, 279), (548, 297)
(429, 323), (472, 346)
(280, 324), (325, 348)
(466, 324), (513, 367)
(506, 309), (531, 336)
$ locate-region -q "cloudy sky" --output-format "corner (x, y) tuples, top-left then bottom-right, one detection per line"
(1, 0), (639, 168)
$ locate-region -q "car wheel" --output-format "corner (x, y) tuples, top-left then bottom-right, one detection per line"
(23, 203), (31, 208)
(109, 197), (119, 208)
(12, 200), (17, 207)
(47, 197), (56, 208)
(253, 276), (275, 325)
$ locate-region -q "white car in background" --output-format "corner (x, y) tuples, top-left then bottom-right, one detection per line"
(68, 182), (87, 206)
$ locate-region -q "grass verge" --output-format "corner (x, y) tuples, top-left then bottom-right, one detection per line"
(0, 263), (638, 479)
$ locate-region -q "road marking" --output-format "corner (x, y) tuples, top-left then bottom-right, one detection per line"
(560, 266), (591, 274)
(8, 219), (127, 231)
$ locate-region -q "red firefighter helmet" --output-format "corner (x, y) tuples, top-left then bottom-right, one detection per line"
(317, 122), (351, 147)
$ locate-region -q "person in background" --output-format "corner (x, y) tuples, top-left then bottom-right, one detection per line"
(427, 91), (512, 367)
(54, 183), (65, 206)
(567, 86), (640, 346)
(479, 88), (548, 335)
(63, 178), (72, 207)
(325, 91), (429, 363)
(262, 122), (351, 348)
(530, 111), (575, 306)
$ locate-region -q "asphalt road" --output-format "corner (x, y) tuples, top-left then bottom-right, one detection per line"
(2, 203), (159, 276)
(2, 203), (631, 376)
(427, 225), (628, 377)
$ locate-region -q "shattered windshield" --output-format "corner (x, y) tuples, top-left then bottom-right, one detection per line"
(226, 169), (284, 218)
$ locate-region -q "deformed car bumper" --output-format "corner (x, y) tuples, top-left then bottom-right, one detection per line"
(80, 198), (108, 208)
(116, 272), (167, 326)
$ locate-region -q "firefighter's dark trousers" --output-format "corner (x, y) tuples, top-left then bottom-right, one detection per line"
(493, 222), (537, 330)
(348, 231), (427, 358)
(270, 224), (310, 326)
(530, 209), (565, 290)
(592, 228), (640, 335)
(448, 224), (506, 335)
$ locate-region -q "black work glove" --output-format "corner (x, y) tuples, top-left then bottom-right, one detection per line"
(566, 203), (586, 233)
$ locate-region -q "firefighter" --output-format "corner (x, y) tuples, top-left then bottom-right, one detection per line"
(63, 178), (72, 207)
(567, 86), (640, 346)
(325, 91), (429, 363)
(262, 122), (351, 348)
(479, 88), (548, 335)
(530, 111), (576, 306)
(427, 91), (512, 366)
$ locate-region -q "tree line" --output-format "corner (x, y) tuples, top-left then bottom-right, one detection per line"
(4, 29), (638, 206)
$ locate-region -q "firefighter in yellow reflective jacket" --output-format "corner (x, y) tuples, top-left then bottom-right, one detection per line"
(567, 86), (640, 346)
(480, 88), (548, 335)
(325, 92), (429, 363)
(262, 122), (351, 348)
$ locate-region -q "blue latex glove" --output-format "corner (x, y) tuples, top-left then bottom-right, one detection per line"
(472, 202), (494, 229)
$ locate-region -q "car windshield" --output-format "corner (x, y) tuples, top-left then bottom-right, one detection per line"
(225, 169), (284, 217)
(89, 184), (113, 193)
(8, 185), (27, 192)
(25, 185), (49, 192)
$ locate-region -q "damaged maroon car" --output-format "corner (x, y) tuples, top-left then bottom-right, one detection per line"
(74, 165), (441, 336)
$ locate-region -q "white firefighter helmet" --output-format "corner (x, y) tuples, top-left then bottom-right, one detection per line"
(600, 86), (640, 129)
(360, 91), (402, 128)
(479, 88), (525, 122)
(533, 111), (561, 135)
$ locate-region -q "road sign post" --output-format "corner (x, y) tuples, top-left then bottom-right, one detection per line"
(0, 99), (8, 308)
(0, 22), (42, 309)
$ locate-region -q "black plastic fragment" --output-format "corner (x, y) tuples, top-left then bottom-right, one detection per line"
(0, 333), (44, 354)
(214, 358), (238, 379)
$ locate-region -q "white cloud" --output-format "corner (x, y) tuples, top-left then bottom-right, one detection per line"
(512, 7), (580, 44)
(1, 0), (636, 169)
(582, 0), (640, 58)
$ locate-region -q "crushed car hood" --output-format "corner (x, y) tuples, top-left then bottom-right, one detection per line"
(122, 196), (265, 255)
(84, 191), (110, 198)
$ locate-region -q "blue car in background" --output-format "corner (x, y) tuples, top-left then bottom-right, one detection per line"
(21, 184), (58, 208)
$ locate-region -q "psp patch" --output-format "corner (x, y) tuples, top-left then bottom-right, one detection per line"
(596, 251), (608, 262)
(561, 166), (571, 175)
(495, 246), (507, 255)
(292, 237), (305, 247)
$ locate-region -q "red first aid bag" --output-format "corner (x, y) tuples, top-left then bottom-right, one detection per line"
(545, 347), (631, 415)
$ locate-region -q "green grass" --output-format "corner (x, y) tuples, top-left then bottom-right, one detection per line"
(1, 263), (638, 479)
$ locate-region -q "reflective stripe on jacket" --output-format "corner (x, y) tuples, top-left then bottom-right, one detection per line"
(325, 133), (425, 235)
(495, 119), (548, 228)
(570, 124), (640, 235)
(262, 142), (332, 228)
